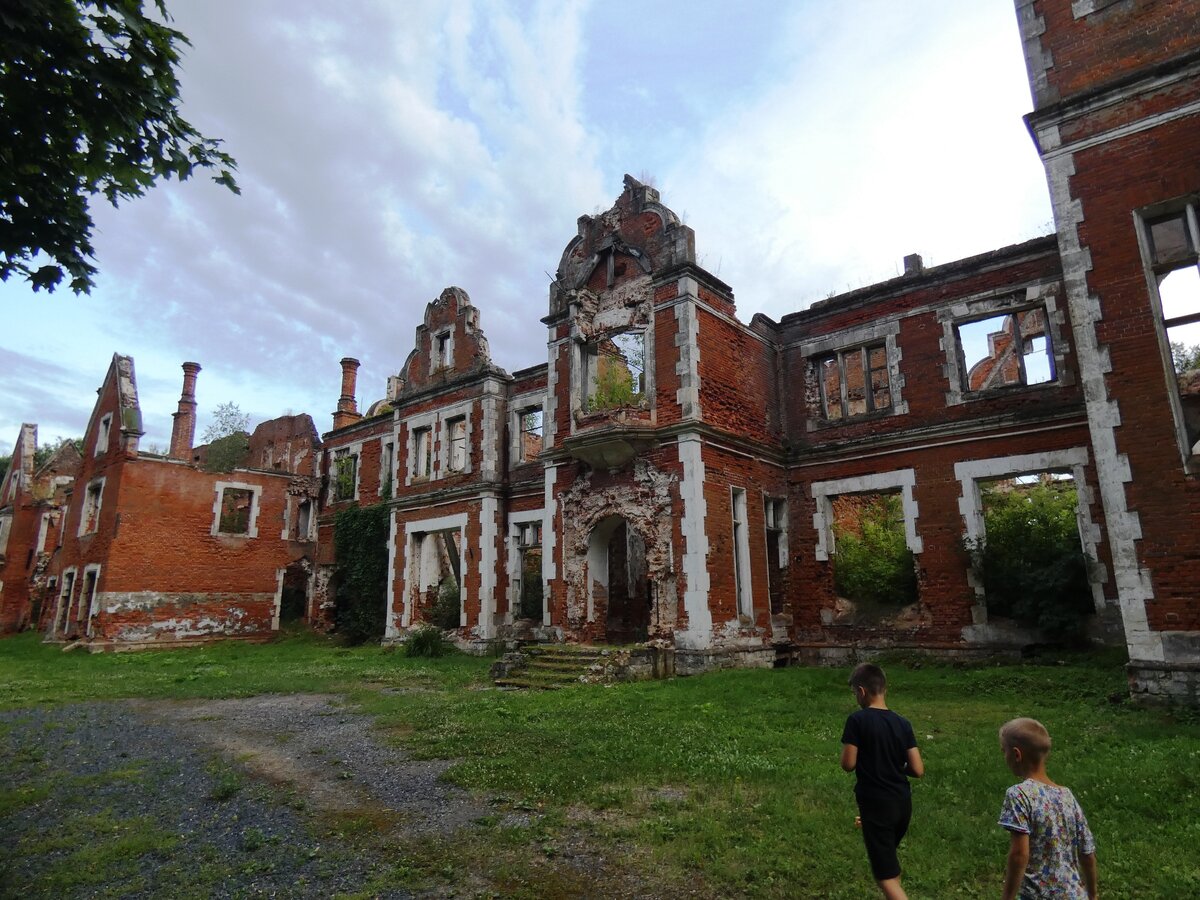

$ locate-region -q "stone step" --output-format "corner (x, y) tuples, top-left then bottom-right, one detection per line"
(527, 659), (599, 673)
(523, 666), (585, 682)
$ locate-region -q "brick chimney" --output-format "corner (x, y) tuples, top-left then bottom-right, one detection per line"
(903, 253), (924, 276)
(332, 357), (363, 430)
(169, 361), (201, 459)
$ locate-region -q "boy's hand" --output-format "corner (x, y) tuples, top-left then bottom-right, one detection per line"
(854, 815), (862, 829)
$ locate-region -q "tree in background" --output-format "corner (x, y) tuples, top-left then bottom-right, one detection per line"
(200, 402), (250, 473)
(0, 1), (238, 293)
(1171, 341), (1200, 374)
(832, 493), (918, 609)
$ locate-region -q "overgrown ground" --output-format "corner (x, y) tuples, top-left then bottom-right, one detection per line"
(1, 631), (1198, 898)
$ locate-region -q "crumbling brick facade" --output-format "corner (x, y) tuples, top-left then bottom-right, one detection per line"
(34, 355), (320, 648)
(1016, 0), (1200, 703)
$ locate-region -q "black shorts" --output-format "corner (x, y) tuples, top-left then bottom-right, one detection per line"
(857, 793), (912, 881)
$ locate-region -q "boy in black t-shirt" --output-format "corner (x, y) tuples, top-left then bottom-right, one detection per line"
(840, 663), (925, 900)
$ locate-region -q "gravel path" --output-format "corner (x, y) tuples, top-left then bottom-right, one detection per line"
(0, 695), (491, 898)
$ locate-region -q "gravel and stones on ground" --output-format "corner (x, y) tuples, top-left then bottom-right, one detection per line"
(0, 694), (664, 899)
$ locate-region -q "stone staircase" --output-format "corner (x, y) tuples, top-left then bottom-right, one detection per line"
(492, 644), (605, 690)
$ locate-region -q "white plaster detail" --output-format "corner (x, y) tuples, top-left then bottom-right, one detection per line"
(676, 434), (713, 649)
(1044, 150), (1160, 662)
(386, 509), (400, 637)
(811, 469), (922, 561)
(674, 293), (701, 420)
(211, 481), (263, 538)
(543, 465), (558, 626)
(272, 567), (284, 631)
(478, 495), (499, 637)
(82, 563), (102, 637)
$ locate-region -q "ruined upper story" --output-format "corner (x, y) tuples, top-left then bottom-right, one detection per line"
(778, 235), (1078, 454)
(1017, 0), (1200, 145)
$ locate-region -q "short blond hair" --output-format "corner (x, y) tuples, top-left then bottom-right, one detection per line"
(999, 717), (1052, 764)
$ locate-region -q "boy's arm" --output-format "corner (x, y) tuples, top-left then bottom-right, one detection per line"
(906, 747), (925, 778)
(1002, 832), (1030, 900)
(1080, 851), (1097, 899)
(840, 743), (857, 772)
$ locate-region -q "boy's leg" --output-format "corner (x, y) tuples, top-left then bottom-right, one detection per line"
(859, 795), (912, 899)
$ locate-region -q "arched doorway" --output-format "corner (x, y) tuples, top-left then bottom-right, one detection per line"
(587, 516), (650, 643)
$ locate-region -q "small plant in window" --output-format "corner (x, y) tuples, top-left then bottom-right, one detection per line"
(831, 493), (917, 609)
(333, 451), (356, 501)
(219, 488), (254, 534)
(589, 332), (645, 410)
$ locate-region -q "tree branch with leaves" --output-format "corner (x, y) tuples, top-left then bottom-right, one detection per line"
(0, 0), (238, 293)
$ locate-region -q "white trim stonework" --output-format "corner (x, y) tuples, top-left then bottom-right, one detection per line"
(676, 434), (713, 649)
(211, 481), (263, 539)
(811, 469), (922, 562)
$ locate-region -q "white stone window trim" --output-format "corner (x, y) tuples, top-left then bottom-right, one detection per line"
(444, 414), (469, 474)
(380, 440), (396, 498)
(211, 481), (263, 538)
(81, 563), (102, 637)
(506, 508), (546, 625)
(801, 320), (907, 428)
(937, 280), (1069, 406)
(328, 441), (362, 503)
(811, 469), (922, 562)
(95, 413), (112, 456)
(954, 448), (1107, 621)
(432, 328), (454, 373)
(730, 486), (753, 618)
(510, 389), (546, 466)
(56, 566), (78, 635)
(1071, 0), (1123, 18)
(1134, 198), (1200, 470)
(0, 512), (11, 557)
(402, 401), (473, 486)
(762, 494), (788, 567)
(77, 476), (106, 537)
(402, 512), (468, 629)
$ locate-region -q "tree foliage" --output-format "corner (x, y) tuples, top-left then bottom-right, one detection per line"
(332, 503), (390, 644)
(1171, 341), (1200, 374)
(832, 494), (918, 608)
(202, 401), (250, 443)
(966, 481), (1094, 641)
(1, 0), (239, 293)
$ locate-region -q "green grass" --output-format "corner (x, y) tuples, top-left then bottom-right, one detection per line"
(1, 631), (1198, 898)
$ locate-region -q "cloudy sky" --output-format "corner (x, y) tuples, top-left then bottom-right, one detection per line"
(0, 0), (1054, 456)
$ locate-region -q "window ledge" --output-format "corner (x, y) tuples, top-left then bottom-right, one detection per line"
(959, 381), (1060, 403)
(808, 408), (897, 432)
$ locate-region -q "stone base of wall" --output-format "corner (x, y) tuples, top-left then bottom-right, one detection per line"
(674, 645), (778, 676)
(1127, 660), (1200, 707)
(45, 633), (276, 653)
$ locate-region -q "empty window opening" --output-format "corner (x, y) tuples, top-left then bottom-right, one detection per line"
(585, 331), (646, 411)
(413, 428), (432, 479)
(967, 473), (1094, 641)
(819, 343), (891, 420)
(517, 521), (543, 620)
(333, 449), (357, 501)
(518, 407), (543, 462)
(95, 414), (112, 456)
(0, 514), (11, 557)
(434, 331), (451, 370)
(381, 442), (394, 499)
(81, 568), (99, 636)
(56, 571), (76, 636)
(219, 488), (255, 534)
(296, 500), (312, 541)
(956, 308), (1055, 391)
(764, 498), (787, 615)
(1146, 204), (1200, 453)
(447, 417), (467, 473)
(80, 480), (103, 534)
(416, 529), (462, 629)
(731, 487), (753, 618)
(830, 491), (918, 618)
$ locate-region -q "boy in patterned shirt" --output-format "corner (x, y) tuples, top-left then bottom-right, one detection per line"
(998, 718), (1097, 899)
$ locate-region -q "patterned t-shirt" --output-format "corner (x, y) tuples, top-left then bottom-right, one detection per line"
(998, 779), (1096, 899)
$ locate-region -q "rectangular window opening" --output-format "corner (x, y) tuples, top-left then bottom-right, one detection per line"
(219, 488), (255, 534)
(819, 342), (890, 420)
(447, 417), (467, 473)
(518, 407), (543, 462)
(956, 307), (1055, 392)
(413, 428), (432, 479)
(333, 449), (357, 501)
(765, 498), (786, 615)
(731, 488), (752, 618)
(829, 491), (917, 618)
(586, 331), (646, 411)
(81, 481), (103, 534)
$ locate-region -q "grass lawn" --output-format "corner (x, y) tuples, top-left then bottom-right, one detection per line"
(1, 631), (1198, 898)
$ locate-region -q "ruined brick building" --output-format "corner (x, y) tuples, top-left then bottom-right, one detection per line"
(0, 355), (323, 647)
(1, 1), (1197, 703)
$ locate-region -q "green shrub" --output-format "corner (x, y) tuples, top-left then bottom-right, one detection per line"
(430, 575), (461, 630)
(832, 494), (918, 607)
(332, 503), (390, 644)
(405, 626), (452, 658)
(966, 481), (1094, 641)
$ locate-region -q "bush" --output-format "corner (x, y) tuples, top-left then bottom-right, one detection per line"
(332, 503), (390, 644)
(405, 626), (452, 658)
(832, 494), (918, 607)
(430, 575), (461, 630)
(966, 482), (1094, 641)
